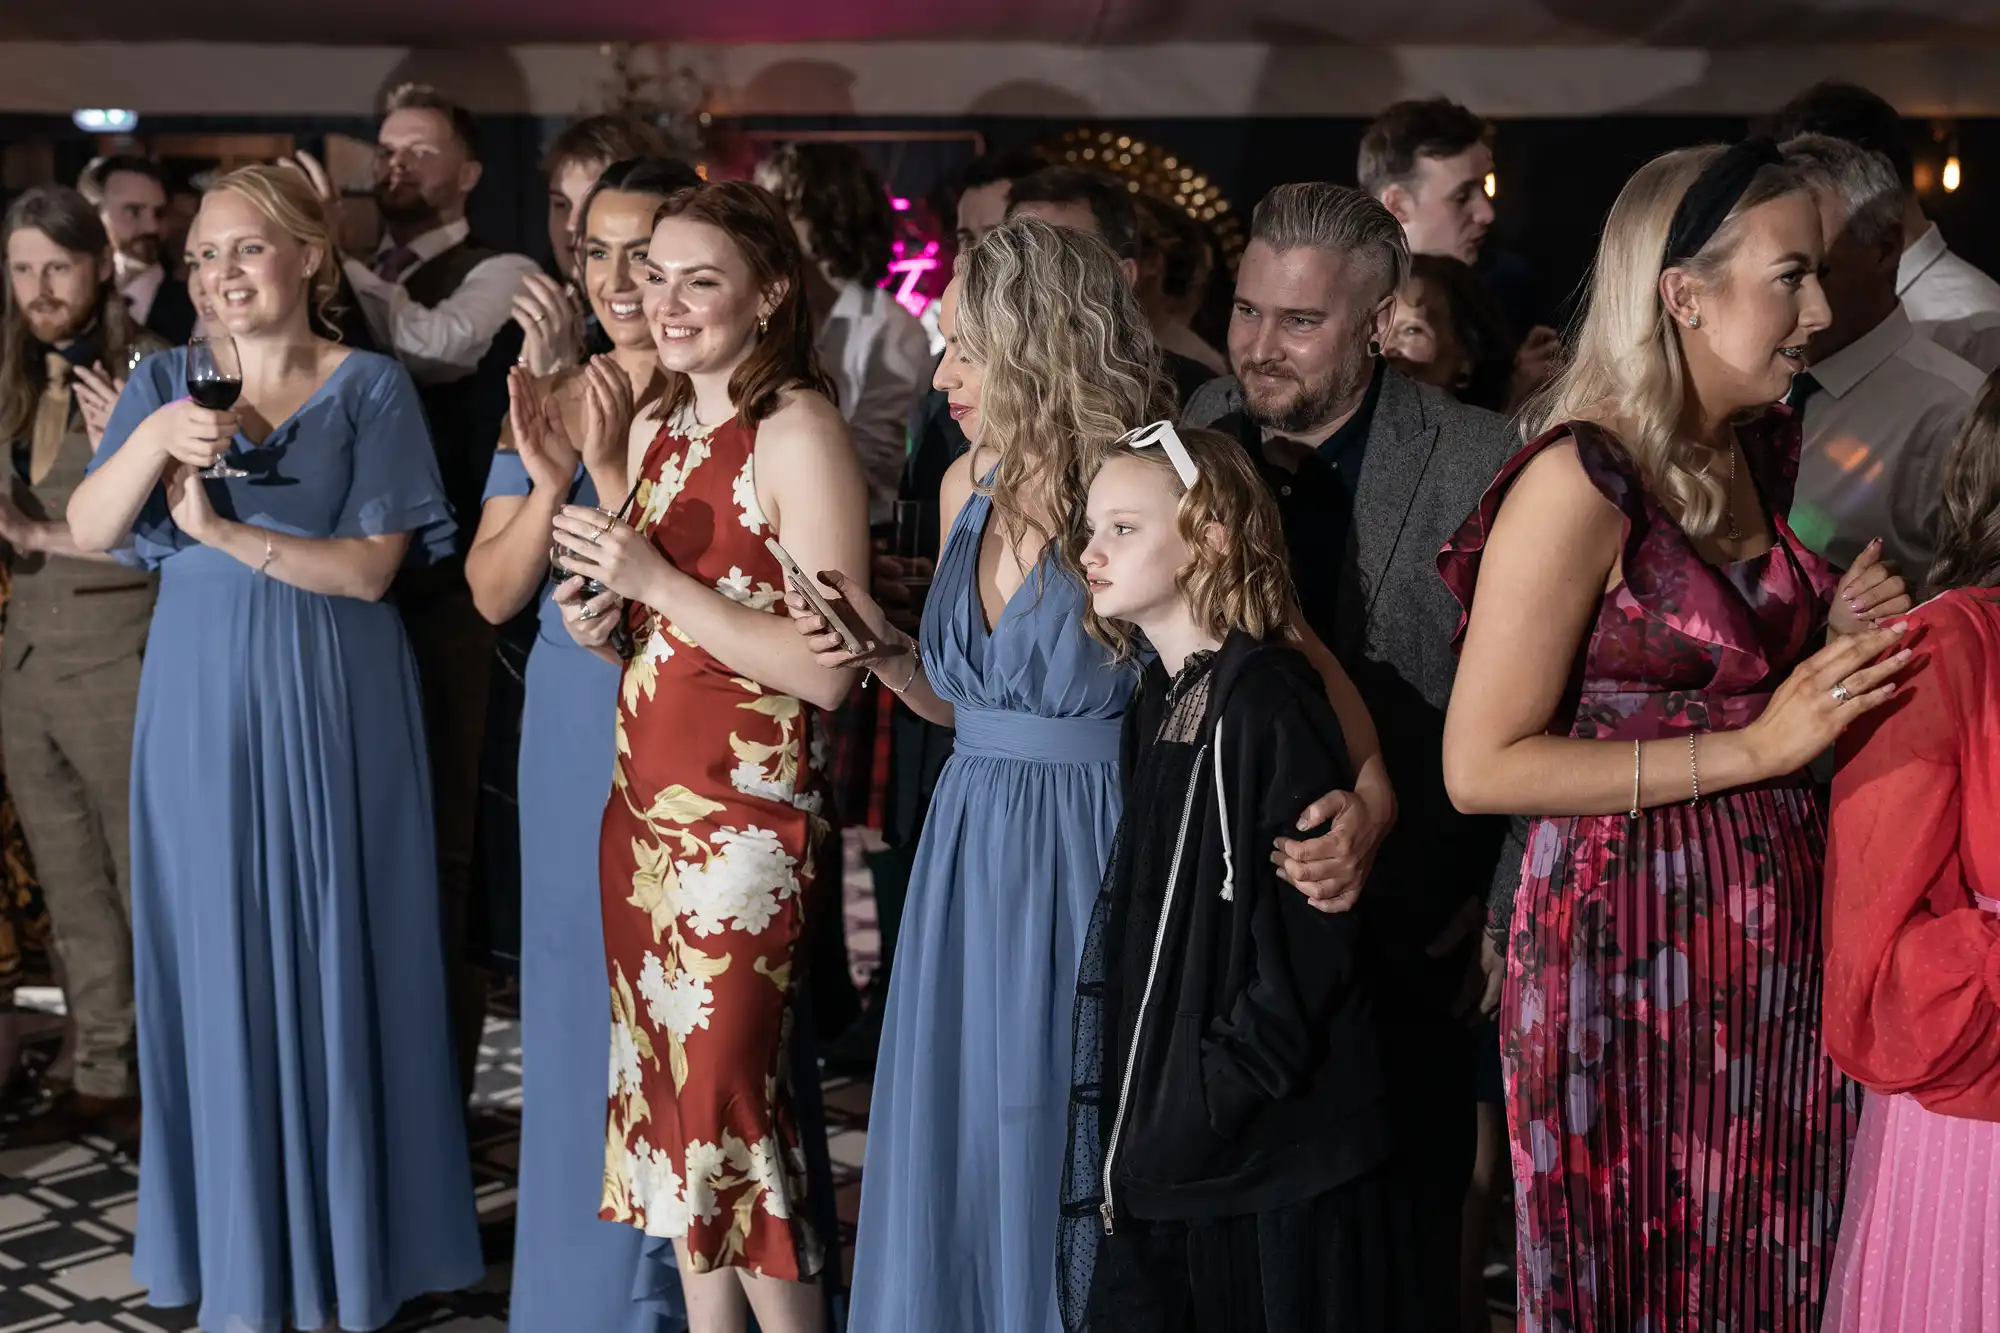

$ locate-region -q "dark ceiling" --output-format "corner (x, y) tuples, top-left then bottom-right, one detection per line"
(7, 0), (2000, 45)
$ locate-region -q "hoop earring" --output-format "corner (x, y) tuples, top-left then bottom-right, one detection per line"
(757, 315), (769, 335)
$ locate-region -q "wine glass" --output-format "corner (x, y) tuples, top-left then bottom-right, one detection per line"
(187, 334), (246, 480)
(550, 506), (616, 599)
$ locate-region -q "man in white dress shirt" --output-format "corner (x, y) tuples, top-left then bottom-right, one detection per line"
(1772, 82), (2000, 373)
(1784, 134), (1985, 588)
(347, 85), (541, 389)
(76, 155), (196, 344)
(755, 142), (932, 532)
(349, 84), (539, 1105)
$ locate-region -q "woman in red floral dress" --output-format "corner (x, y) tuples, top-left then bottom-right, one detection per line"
(551, 180), (870, 1332)
(1439, 141), (1914, 1332)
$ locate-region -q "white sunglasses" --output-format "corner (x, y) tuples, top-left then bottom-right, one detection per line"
(1116, 420), (1199, 488)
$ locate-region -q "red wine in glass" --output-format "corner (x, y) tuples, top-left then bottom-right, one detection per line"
(188, 335), (247, 479)
(187, 377), (240, 411)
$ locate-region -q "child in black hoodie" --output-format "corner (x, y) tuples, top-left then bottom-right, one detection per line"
(1058, 423), (1396, 1333)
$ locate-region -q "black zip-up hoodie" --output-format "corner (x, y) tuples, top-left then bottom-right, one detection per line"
(1100, 630), (1391, 1224)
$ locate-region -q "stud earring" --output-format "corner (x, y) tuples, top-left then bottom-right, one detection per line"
(1688, 314), (1702, 329)
(757, 315), (769, 335)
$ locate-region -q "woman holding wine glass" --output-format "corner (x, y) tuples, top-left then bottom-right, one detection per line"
(66, 164), (482, 1332)
(463, 154), (700, 1333)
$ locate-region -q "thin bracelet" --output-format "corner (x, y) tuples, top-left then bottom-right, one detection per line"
(1629, 739), (1642, 820)
(1688, 733), (1701, 803)
(257, 532), (276, 576)
(871, 640), (919, 695)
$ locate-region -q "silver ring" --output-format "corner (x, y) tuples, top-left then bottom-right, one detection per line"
(580, 606), (599, 620)
(1830, 682), (1853, 704)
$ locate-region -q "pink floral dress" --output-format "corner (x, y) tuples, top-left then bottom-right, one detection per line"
(1438, 416), (1858, 1333)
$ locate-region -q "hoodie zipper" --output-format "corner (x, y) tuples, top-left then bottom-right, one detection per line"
(1099, 739), (1209, 1236)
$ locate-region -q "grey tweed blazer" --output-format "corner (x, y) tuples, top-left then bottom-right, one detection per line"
(1184, 368), (1527, 951)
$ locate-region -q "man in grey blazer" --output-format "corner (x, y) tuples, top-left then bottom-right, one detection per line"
(1184, 182), (1521, 1330)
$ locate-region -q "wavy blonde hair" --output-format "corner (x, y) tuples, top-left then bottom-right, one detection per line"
(956, 216), (1170, 567)
(1079, 427), (1297, 663)
(1524, 145), (1809, 539)
(207, 164), (345, 337)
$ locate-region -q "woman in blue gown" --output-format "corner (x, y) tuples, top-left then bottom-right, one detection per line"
(787, 220), (1168, 1332)
(70, 165), (481, 1332)
(791, 219), (1385, 1333)
(464, 156), (696, 1333)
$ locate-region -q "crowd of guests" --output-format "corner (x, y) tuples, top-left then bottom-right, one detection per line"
(0, 70), (1996, 1333)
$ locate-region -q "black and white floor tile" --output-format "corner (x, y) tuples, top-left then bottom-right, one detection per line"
(0, 834), (881, 1333)
(0, 830), (1498, 1330)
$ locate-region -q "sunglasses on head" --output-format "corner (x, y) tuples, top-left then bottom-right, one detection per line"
(1115, 420), (1198, 488)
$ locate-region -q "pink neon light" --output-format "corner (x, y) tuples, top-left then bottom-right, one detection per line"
(891, 197), (910, 211)
(883, 253), (940, 317)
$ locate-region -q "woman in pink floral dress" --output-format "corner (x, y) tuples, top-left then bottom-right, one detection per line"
(1439, 140), (1913, 1332)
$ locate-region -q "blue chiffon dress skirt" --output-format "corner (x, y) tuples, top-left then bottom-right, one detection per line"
(848, 487), (1131, 1333)
(482, 452), (687, 1332)
(92, 349), (484, 1332)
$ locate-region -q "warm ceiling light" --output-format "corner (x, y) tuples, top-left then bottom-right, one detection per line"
(1944, 155), (1962, 192)
(1483, 171), (1497, 199)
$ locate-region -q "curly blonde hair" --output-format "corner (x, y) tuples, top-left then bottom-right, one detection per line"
(1078, 427), (1297, 663)
(207, 163), (346, 338)
(1524, 145), (1810, 540)
(956, 216), (1171, 569)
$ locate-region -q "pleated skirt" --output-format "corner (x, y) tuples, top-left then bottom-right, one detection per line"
(1826, 1091), (2000, 1333)
(1499, 785), (1859, 1333)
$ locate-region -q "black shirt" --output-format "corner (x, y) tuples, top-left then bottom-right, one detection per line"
(1218, 361), (1386, 648)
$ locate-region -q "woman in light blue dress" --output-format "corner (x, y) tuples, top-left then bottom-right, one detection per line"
(70, 165), (481, 1332)
(792, 220), (1172, 1332)
(463, 156), (696, 1333)
(792, 218), (1384, 1333)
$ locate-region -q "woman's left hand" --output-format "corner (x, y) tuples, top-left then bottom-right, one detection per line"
(549, 504), (672, 605)
(164, 462), (220, 543)
(1272, 786), (1391, 914)
(1829, 537), (1912, 636)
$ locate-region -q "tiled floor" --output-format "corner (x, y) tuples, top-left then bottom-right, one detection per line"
(0, 836), (884, 1333)
(0, 830), (1508, 1331)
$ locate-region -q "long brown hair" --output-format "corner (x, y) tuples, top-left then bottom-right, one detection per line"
(957, 216), (1168, 566)
(645, 180), (835, 431)
(1080, 427), (1297, 663)
(0, 186), (142, 446)
(1927, 370), (2000, 597)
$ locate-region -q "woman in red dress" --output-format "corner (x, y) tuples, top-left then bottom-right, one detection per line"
(1439, 140), (1913, 1333)
(550, 180), (870, 1332)
(1822, 374), (2000, 1333)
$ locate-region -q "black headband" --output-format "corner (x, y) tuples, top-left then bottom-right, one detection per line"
(1661, 138), (1784, 270)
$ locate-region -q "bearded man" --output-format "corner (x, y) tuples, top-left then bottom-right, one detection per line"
(0, 186), (165, 1155)
(1185, 181), (1524, 1332)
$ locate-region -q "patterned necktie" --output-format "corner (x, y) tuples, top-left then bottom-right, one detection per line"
(29, 352), (71, 485)
(375, 245), (420, 283)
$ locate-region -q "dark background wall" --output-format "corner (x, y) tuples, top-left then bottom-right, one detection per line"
(7, 108), (1995, 340)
